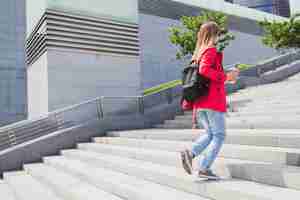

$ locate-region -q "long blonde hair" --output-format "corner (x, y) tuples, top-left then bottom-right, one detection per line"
(192, 21), (220, 60)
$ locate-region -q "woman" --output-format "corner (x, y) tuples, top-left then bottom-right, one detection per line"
(180, 22), (239, 179)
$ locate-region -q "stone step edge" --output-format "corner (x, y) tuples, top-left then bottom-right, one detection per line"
(61, 149), (300, 200)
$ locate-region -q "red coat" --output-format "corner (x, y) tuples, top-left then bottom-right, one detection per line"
(189, 47), (227, 123)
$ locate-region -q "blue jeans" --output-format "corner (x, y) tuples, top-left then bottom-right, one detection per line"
(191, 109), (226, 171)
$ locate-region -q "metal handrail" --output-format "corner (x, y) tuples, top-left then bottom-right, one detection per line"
(0, 61), (248, 133)
(0, 85), (182, 152)
(0, 97), (102, 131)
(2, 49), (299, 152)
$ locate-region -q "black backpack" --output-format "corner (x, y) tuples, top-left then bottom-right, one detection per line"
(181, 61), (210, 102)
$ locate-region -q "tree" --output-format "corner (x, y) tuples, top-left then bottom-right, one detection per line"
(169, 11), (235, 60)
(259, 13), (300, 51)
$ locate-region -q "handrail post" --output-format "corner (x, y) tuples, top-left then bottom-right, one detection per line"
(54, 111), (64, 129)
(138, 96), (144, 115)
(8, 130), (17, 147)
(167, 88), (173, 104)
(96, 97), (104, 119)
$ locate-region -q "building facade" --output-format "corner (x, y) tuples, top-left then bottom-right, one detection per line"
(273, 0), (291, 17)
(26, 0), (141, 118)
(225, 0), (290, 17)
(0, 0), (27, 125)
(289, 0), (300, 15)
(0, 0), (284, 120)
(139, 0), (280, 89)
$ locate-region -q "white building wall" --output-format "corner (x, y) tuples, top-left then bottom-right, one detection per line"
(47, 0), (138, 24)
(47, 48), (141, 111)
(173, 0), (286, 21)
(27, 54), (49, 118)
(289, 0), (300, 15)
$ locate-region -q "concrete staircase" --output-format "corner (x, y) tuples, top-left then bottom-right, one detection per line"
(154, 73), (300, 130)
(2, 74), (300, 199)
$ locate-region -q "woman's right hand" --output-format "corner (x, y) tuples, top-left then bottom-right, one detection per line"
(226, 69), (239, 83)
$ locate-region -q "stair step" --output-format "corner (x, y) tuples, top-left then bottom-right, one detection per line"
(228, 96), (300, 103)
(168, 116), (300, 124)
(179, 109), (300, 118)
(81, 141), (300, 190)
(161, 117), (300, 129)
(229, 95), (299, 102)
(24, 163), (123, 200)
(153, 124), (181, 129)
(229, 96), (300, 103)
(44, 156), (208, 200)
(235, 105), (300, 112)
(183, 105), (300, 116)
(92, 137), (300, 166)
(61, 149), (300, 200)
(79, 142), (186, 168)
(233, 89), (300, 97)
(233, 101), (300, 107)
(230, 96), (300, 103)
(106, 129), (300, 149)
(233, 84), (300, 94)
(229, 110), (300, 117)
(3, 171), (62, 200)
(0, 180), (17, 200)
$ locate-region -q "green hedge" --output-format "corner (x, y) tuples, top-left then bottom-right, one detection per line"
(143, 80), (182, 96)
(143, 78), (242, 97)
(236, 63), (252, 71)
(143, 63), (254, 96)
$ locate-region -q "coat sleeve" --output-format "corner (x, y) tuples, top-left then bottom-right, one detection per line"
(199, 48), (227, 83)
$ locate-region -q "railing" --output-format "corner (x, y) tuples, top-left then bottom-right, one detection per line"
(0, 85), (182, 152)
(4, 57), (284, 152)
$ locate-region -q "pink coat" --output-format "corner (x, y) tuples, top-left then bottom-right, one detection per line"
(193, 47), (227, 112)
(182, 47), (227, 124)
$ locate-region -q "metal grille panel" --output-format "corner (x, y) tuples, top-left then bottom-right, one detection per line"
(27, 9), (140, 65)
